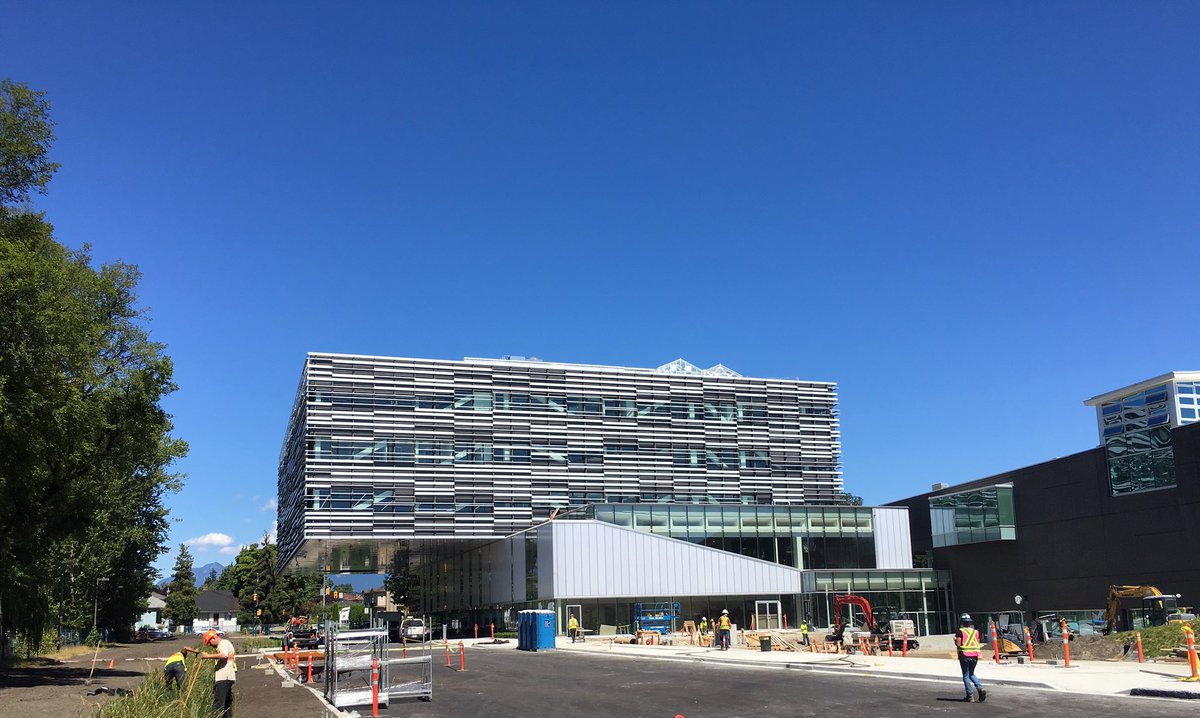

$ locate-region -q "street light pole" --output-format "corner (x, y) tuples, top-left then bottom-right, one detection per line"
(92, 577), (109, 641)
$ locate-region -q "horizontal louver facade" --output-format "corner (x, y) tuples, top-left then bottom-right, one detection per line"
(278, 354), (841, 568)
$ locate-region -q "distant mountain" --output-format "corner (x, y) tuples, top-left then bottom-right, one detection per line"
(195, 562), (225, 586)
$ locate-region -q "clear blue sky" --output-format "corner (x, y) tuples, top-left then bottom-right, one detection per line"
(4, 2), (1198, 582)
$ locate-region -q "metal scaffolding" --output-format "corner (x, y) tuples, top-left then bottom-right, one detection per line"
(323, 624), (432, 708)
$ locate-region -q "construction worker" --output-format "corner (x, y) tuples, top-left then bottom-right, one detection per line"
(568, 614), (579, 643)
(954, 614), (986, 703)
(163, 645), (197, 688)
(717, 609), (732, 651)
(800, 619), (809, 646)
(199, 629), (237, 718)
(699, 616), (708, 634)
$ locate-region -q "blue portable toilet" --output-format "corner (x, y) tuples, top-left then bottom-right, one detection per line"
(517, 609), (556, 651)
(517, 610), (532, 650)
(533, 610), (556, 651)
(517, 609), (557, 651)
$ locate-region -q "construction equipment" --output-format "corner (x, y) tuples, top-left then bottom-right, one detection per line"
(824, 594), (919, 650)
(633, 602), (680, 635)
(1103, 585), (1181, 635)
(285, 616), (322, 650)
(986, 611), (1029, 653)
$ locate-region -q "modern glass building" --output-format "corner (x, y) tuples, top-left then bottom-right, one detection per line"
(278, 353), (842, 571)
(1084, 371), (1200, 496)
(277, 353), (952, 635)
(416, 504), (954, 636)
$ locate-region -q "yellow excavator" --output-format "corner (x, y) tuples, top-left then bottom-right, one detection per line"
(1102, 585), (1188, 635)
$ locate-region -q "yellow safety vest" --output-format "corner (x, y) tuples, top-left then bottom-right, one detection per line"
(165, 651), (186, 668)
(959, 627), (980, 657)
(568, 617), (578, 630)
(800, 622), (808, 633)
(718, 616), (731, 630)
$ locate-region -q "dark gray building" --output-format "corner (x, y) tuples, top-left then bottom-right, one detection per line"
(889, 372), (1200, 632)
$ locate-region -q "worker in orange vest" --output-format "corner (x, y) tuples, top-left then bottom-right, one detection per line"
(717, 609), (732, 651)
(953, 614), (986, 703)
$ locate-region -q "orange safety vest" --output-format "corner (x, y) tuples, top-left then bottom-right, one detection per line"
(718, 615), (731, 630)
(958, 627), (980, 657)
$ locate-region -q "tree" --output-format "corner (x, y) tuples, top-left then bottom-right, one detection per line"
(201, 568), (219, 590)
(163, 545), (198, 627)
(0, 79), (59, 205)
(0, 78), (186, 645)
(836, 492), (864, 506)
(384, 550), (420, 615)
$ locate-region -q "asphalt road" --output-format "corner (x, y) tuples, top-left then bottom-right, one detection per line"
(378, 648), (1198, 718)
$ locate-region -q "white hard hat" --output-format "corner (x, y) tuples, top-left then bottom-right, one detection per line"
(722, 609), (729, 614)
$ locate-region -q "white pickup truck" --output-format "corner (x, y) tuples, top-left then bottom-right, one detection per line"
(400, 617), (430, 642)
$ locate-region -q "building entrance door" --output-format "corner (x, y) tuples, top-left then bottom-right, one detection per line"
(566, 604), (582, 639)
(754, 600), (782, 630)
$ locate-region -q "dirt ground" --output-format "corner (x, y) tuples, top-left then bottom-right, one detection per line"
(0, 636), (332, 718)
(1034, 635), (1125, 661)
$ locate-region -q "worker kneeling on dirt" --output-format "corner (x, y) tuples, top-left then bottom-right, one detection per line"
(163, 645), (197, 688)
(199, 629), (237, 718)
(954, 614), (986, 703)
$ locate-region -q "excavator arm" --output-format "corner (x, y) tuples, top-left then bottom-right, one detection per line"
(828, 594), (877, 641)
(1104, 585), (1163, 634)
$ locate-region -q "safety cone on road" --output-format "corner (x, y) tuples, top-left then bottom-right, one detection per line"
(108, 659), (115, 669)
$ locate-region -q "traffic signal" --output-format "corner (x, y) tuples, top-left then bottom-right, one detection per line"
(256, 608), (262, 616)
(252, 592), (258, 602)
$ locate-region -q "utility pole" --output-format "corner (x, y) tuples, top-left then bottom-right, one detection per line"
(92, 577), (109, 641)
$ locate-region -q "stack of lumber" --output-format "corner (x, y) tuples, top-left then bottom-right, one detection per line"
(743, 631), (804, 652)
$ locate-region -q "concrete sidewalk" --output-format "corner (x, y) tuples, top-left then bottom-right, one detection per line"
(465, 636), (1200, 700)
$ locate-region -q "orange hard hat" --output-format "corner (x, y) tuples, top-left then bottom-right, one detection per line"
(202, 629), (220, 646)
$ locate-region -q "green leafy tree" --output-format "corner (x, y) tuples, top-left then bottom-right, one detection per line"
(384, 550), (420, 614)
(0, 79), (59, 204)
(163, 545), (199, 626)
(836, 492), (864, 506)
(0, 78), (186, 645)
(201, 568), (219, 590)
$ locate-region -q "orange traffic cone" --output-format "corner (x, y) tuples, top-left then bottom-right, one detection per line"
(108, 659), (115, 669)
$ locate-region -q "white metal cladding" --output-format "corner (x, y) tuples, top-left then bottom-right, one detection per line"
(278, 353), (842, 567)
(871, 507), (913, 569)
(546, 521), (806, 598)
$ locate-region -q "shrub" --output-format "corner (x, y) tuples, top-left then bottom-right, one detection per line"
(94, 656), (220, 718)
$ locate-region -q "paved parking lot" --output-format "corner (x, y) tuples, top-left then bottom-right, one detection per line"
(376, 647), (1199, 718)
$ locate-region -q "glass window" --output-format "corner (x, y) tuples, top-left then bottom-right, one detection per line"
(929, 484), (1017, 547)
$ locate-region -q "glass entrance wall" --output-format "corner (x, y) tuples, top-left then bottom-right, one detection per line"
(803, 569), (954, 636)
(562, 503), (878, 569)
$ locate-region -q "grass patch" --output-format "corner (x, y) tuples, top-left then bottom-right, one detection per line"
(93, 657), (219, 718)
(4, 643), (108, 668)
(235, 636), (281, 651)
(1111, 619), (1200, 658)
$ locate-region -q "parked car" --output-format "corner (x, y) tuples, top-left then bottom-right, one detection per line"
(400, 617), (430, 642)
(148, 628), (175, 640)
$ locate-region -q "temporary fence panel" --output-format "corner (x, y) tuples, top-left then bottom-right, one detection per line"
(323, 624), (433, 708)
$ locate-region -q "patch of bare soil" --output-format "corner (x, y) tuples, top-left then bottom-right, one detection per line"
(1033, 635), (1124, 661)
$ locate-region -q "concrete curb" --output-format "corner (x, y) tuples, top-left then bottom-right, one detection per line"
(1130, 688), (1200, 700)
